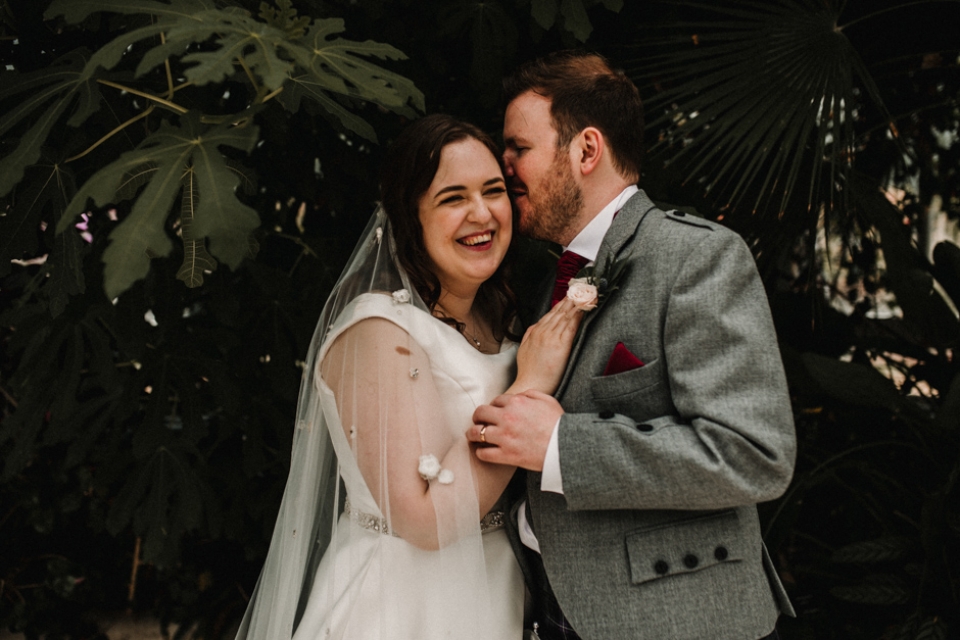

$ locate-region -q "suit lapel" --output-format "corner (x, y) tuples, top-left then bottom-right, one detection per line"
(553, 191), (659, 398)
(533, 277), (553, 323)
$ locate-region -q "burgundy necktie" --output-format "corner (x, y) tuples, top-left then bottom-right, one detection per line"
(551, 250), (590, 307)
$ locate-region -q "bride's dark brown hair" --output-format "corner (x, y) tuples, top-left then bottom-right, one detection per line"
(380, 114), (518, 341)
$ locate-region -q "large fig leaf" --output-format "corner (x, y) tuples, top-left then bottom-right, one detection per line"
(259, 0), (310, 39)
(148, 9), (294, 90)
(279, 76), (377, 141)
(283, 18), (424, 112)
(70, 2), (422, 116)
(58, 112), (259, 298)
(176, 167), (217, 287)
(0, 50), (102, 196)
(41, 0), (422, 149)
(189, 132), (259, 266)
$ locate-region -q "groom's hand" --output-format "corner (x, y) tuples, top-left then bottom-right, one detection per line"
(468, 390), (563, 471)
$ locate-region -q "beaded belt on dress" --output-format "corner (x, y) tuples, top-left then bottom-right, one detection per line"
(344, 498), (505, 536)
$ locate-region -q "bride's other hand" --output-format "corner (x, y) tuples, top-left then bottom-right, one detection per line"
(506, 298), (583, 396)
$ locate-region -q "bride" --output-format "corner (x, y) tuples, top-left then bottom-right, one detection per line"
(235, 114), (582, 639)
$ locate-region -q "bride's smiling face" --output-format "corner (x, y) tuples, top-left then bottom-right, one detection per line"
(418, 138), (513, 296)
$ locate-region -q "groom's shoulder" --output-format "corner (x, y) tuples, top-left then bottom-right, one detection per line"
(624, 193), (725, 235)
(635, 205), (740, 249)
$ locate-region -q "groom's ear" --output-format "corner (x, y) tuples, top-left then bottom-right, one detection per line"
(576, 127), (604, 176)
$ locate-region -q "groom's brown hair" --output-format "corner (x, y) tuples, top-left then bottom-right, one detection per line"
(503, 51), (644, 182)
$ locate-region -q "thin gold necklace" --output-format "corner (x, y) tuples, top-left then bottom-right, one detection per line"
(466, 318), (482, 350)
(437, 303), (483, 351)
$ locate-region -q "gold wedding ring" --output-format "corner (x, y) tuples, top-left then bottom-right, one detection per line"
(479, 425), (487, 444)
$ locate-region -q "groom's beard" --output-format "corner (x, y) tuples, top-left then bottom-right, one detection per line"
(517, 152), (583, 244)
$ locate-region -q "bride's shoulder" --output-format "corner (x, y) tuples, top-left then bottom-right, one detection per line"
(328, 290), (437, 343)
(341, 289), (421, 320)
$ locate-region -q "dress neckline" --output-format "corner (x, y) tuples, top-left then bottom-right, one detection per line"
(424, 306), (517, 357)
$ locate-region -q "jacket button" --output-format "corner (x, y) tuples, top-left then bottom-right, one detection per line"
(637, 423), (653, 432)
(714, 546), (729, 561)
(654, 560), (669, 575)
(683, 554), (699, 569)
(598, 410), (615, 419)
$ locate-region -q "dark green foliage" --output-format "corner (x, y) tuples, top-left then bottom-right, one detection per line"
(2, 0), (959, 638)
(0, 1), (625, 636)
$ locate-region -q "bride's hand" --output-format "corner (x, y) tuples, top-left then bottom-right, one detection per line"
(506, 298), (584, 396)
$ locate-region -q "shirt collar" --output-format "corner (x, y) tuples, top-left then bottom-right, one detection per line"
(564, 185), (639, 262)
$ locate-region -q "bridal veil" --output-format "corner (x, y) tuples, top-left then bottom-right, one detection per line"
(234, 208), (513, 639)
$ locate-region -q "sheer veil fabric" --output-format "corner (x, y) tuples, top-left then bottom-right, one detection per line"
(235, 208), (523, 639)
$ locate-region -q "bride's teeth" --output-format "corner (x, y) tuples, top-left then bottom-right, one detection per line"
(462, 233), (491, 246)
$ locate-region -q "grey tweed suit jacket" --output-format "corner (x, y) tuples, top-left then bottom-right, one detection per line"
(525, 190), (796, 640)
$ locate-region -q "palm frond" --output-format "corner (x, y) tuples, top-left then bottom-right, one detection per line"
(628, 0), (899, 232)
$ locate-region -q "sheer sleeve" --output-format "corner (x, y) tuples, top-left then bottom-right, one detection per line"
(320, 314), (512, 550)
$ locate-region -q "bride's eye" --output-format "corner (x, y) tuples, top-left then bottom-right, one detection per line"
(439, 194), (464, 205)
(484, 187), (506, 197)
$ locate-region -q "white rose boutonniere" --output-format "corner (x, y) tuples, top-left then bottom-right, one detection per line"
(566, 278), (599, 311)
(565, 253), (631, 314)
(392, 289), (411, 304)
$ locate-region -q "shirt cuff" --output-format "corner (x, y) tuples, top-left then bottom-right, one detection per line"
(517, 500), (540, 553)
(539, 417), (564, 494)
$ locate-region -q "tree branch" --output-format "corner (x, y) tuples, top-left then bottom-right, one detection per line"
(236, 56), (261, 95)
(260, 86), (284, 104)
(160, 30), (175, 99)
(65, 105), (156, 163)
(97, 79), (188, 114)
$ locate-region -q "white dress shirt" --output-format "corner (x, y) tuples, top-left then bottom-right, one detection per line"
(518, 185), (639, 552)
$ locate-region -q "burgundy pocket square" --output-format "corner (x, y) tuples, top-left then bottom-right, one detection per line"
(603, 342), (645, 376)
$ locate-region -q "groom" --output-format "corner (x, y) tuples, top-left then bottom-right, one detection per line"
(468, 52), (797, 639)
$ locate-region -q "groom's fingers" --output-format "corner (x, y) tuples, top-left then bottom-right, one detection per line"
(472, 403), (500, 428)
(466, 422), (490, 444)
(474, 442), (508, 465)
(467, 392), (561, 470)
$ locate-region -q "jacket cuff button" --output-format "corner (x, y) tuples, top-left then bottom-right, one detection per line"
(714, 546), (729, 561)
(654, 560), (669, 575)
(683, 554), (699, 569)
(598, 410), (615, 419)
(636, 423), (653, 432)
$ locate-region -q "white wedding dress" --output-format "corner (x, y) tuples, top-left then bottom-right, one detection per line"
(291, 292), (524, 640)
